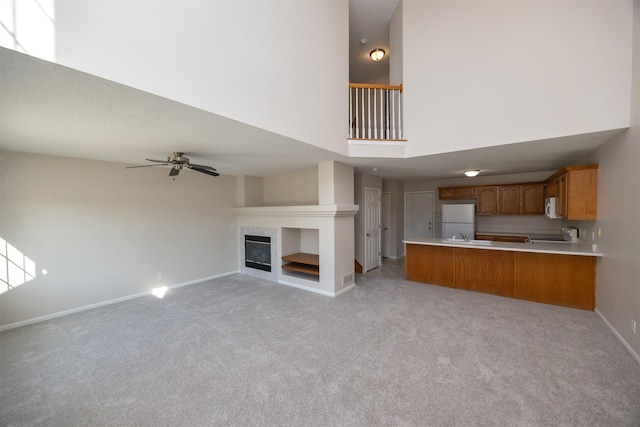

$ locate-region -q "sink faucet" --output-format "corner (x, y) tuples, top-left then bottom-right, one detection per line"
(460, 233), (468, 242)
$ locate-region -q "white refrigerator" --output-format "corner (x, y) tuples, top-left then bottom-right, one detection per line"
(441, 204), (476, 239)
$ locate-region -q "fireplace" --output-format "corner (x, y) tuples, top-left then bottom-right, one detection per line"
(244, 235), (272, 272)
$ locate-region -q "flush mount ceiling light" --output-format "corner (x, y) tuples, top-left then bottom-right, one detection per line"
(464, 170), (480, 177)
(370, 48), (385, 62)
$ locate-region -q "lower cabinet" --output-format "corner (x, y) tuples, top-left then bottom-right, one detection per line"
(406, 245), (455, 287)
(455, 248), (515, 297)
(405, 244), (596, 310)
(514, 252), (595, 310)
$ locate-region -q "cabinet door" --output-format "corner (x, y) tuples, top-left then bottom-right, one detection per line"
(476, 187), (498, 215)
(521, 184), (544, 215)
(456, 187), (476, 199)
(439, 188), (456, 199)
(557, 174), (568, 218)
(498, 186), (521, 215)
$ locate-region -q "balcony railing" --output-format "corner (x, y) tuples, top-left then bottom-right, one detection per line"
(349, 83), (404, 141)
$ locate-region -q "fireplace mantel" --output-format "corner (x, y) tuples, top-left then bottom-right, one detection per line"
(233, 204), (359, 297)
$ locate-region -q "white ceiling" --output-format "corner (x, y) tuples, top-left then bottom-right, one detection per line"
(0, 1), (627, 182)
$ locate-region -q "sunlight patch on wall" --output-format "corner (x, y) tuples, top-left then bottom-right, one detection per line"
(0, 236), (44, 295)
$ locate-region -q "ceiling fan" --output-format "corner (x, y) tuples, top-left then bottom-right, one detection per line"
(126, 152), (219, 177)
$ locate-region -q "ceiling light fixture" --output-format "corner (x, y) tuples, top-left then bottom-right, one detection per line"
(464, 170), (480, 177)
(370, 48), (385, 62)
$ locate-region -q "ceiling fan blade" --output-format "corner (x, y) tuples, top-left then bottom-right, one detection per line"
(190, 166), (220, 177)
(145, 158), (170, 163)
(169, 167), (180, 176)
(126, 164), (169, 169)
(189, 163), (217, 171)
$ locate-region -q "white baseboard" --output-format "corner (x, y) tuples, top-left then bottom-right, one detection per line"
(0, 271), (239, 332)
(595, 309), (640, 366)
(276, 279), (355, 298)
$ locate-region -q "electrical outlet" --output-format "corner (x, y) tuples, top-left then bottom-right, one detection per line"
(157, 272), (163, 280)
(580, 228), (586, 239)
(597, 228), (602, 237)
(632, 320), (637, 335)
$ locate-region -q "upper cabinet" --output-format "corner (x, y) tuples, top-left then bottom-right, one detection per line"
(440, 183), (545, 216)
(521, 184), (545, 215)
(544, 164), (598, 220)
(439, 186), (476, 200)
(477, 187), (499, 215)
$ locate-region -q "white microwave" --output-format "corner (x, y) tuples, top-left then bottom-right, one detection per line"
(545, 197), (563, 219)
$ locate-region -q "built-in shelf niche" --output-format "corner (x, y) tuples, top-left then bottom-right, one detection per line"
(281, 227), (320, 281)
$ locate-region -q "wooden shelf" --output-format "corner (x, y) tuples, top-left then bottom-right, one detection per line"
(282, 252), (319, 276)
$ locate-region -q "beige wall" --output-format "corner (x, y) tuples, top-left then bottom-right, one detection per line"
(0, 151), (238, 328)
(263, 168), (319, 206)
(565, 0), (640, 361)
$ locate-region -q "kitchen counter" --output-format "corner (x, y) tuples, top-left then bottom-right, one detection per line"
(403, 237), (602, 257)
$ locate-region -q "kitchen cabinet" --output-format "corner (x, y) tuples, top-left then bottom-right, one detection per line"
(544, 164), (598, 220)
(439, 186), (476, 200)
(521, 184), (545, 215)
(405, 243), (597, 310)
(439, 183), (545, 215)
(476, 187), (498, 215)
(498, 186), (520, 215)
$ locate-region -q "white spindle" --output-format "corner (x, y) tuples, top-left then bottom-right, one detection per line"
(355, 88), (359, 138)
(386, 90), (390, 139)
(391, 90), (396, 140)
(373, 88), (377, 139)
(367, 88), (371, 139)
(349, 87), (353, 138)
(361, 88), (365, 139)
(398, 90), (403, 139)
(380, 89), (384, 139)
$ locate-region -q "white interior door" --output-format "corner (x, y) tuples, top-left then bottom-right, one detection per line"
(381, 192), (390, 258)
(405, 191), (435, 240)
(365, 187), (381, 272)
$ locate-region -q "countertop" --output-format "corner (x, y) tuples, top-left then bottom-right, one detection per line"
(403, 237), (602, 257)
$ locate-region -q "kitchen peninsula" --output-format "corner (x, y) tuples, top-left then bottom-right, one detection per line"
(404, 238), (602, 310)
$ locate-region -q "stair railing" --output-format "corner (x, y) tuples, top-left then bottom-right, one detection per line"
(349, 83), (403, 141)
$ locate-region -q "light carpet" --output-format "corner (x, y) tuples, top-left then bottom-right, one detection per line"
(1, 258), (639, 426)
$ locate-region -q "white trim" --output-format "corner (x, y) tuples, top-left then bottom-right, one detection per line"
(334, 283), (356, 296)
(595, 309), (640, 366)
(0, 271), (239, 332)
(277, 279), (336, 297)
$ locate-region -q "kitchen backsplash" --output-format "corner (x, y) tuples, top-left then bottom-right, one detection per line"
(476, 215), (562, 235)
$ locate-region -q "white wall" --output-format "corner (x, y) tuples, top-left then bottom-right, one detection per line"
(402, 0), (632, 157)
(0, 151), (238, 327)
(55, 0), (349, 155)
(263, 168), (319, 206)
(564, 0), (640, 360)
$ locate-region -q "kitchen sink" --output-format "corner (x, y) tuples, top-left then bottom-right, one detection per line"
(440, 239), (492, 246)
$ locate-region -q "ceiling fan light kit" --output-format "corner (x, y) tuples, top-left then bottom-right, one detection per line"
(126, 152), (219, 178)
